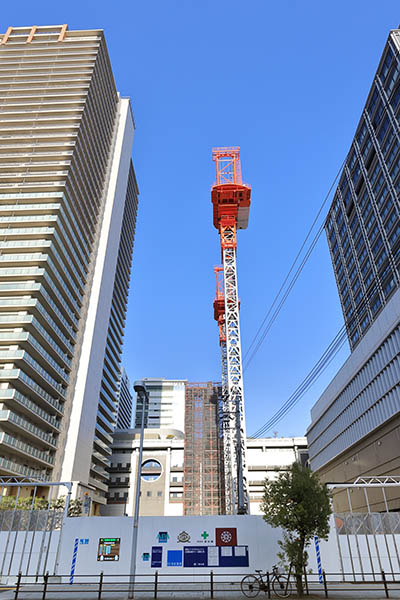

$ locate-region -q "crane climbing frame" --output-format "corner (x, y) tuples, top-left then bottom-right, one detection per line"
(212, 146), (250, 515)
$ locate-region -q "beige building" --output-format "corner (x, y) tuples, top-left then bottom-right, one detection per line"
(104, 431), (308, 517)
(103, 428), (185, 517)
(0, 25), (138, 513)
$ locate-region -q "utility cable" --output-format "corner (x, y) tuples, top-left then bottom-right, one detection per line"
(250, 324), (347, 438)
(243, 158), (346, 370)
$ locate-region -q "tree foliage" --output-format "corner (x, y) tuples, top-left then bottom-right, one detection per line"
(0, 494), (82, 516)
(261, 462), (332, 598)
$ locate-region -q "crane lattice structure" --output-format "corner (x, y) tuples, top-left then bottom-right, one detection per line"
(212, 146), (250, 515)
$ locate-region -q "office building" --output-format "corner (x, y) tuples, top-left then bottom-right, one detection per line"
(0, 25), (138, 512)
(105, 430), (308, 517)
(116, 367), (133, 430)
(308, 27), (400, 511)
(134, 378), (186, 433)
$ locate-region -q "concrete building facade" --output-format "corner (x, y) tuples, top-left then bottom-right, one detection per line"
(116, 367), (133, 430)
(134, 378), (186, 432)
(308, 27), (400, 512)
(0, 25), (138, 512)
(105, 431), (308, 517)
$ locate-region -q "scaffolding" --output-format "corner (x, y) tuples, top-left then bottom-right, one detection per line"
(183, 382), (225, 515)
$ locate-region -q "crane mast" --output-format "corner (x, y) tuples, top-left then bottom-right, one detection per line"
(211, 147), (250, 515)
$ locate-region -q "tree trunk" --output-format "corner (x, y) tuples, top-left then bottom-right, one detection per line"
(295, 538), (305, 598)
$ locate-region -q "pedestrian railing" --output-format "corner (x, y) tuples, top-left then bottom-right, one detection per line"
(9, 569), (400, 599)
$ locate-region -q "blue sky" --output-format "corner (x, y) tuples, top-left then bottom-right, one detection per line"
(2, 1), (400, 437)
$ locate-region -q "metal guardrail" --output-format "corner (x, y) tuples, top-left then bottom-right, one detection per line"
(7, 569), (400, 599)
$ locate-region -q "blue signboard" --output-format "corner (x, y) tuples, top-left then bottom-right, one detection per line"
(218, 545), (249, 568)
(167, 550), (183, 566)
(183, 546), (208, 567)
(151, 546), (163, 568)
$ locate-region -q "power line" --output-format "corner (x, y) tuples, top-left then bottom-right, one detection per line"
(250, 325), (348, 438)
(243, 159), (346, 370)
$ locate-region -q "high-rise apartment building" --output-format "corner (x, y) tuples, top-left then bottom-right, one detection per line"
(0, 25), (138, 511)
(134, 379), (186, 433)
(308, 27), (400, 511)
(116, 367), (133, 429)
(325, 29), (400, 350)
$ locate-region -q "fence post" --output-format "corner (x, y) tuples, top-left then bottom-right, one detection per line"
(266, 571), (271, 599)
(322, 570), (328, 598)
(14, 571), (22, 600)
(98, 571), (104, 600)
(210, 570), (214, 599)
(42, 572), (49, 600)
(154, 569), (158, 599)
(303, 565), (309, 595)
(382, 570), (389, 599)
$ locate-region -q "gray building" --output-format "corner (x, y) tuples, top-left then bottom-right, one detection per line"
(325, 29), (400, 350)
(307, 26), (400, 512)
(116, 367), (133, 429)
(0, 25), (138, 513)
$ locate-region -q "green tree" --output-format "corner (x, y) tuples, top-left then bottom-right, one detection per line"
(261, 462), (332, 598)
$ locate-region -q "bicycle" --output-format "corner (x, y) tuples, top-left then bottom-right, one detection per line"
(241, 565), (293, 598)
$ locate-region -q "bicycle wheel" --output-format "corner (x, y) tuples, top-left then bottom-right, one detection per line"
(241, 574), (261, 598)
(272, 574), (292, 598)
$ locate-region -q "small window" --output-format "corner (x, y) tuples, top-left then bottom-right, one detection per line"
(157, 491), (163, 497)
(147, 491), (152, 497)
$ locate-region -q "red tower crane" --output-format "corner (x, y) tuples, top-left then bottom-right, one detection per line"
(212, 146), (250, 515)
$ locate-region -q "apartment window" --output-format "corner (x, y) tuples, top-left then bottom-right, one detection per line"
(372, 237), (383, 256)
(361, 136), (372, 159)
(372, 296), (382, 314)
(361, 314), (370, 331)
(377, 186), (389, 208)
(147, 491), (152, 497)
(384, 277), (395, 296)
(372, 101), (384, 128)
(354, 290), (363, 305)
(368, 89), (379, 115)
(390, 83), (400, 111)
(352, 165), (361, 186)
(383, 129), (395, 155)
(157, 491), (163, 497)
(376, 249), (387, 269)
(348, 151), (357, 170)
(384, 210), (397, 233)
(358, 245), (367, 263)
(361, 259), (371, 276)
(340, 176), (348, 195)
(377, 115), (390, 143)
(357, 122), (367, 146)
(369, 225), (379, 244)
(379, 47), (393, 82)
(369, 163), (380, 186)
(386, 62), (400, 96)
(364, 271), (374, 288)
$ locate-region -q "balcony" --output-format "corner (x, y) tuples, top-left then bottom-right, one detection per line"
(0, 368), (64, 415)
(93, 436), (112, 456)
(0, 455), (43, 478)
(0, 432), (54, 465)
(0, 388), (60, 431)
(88, 476), (108, 493)
(0, 409), (57, 448)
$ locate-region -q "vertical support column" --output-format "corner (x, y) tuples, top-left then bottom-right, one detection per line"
(222, 240), (249, 514)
